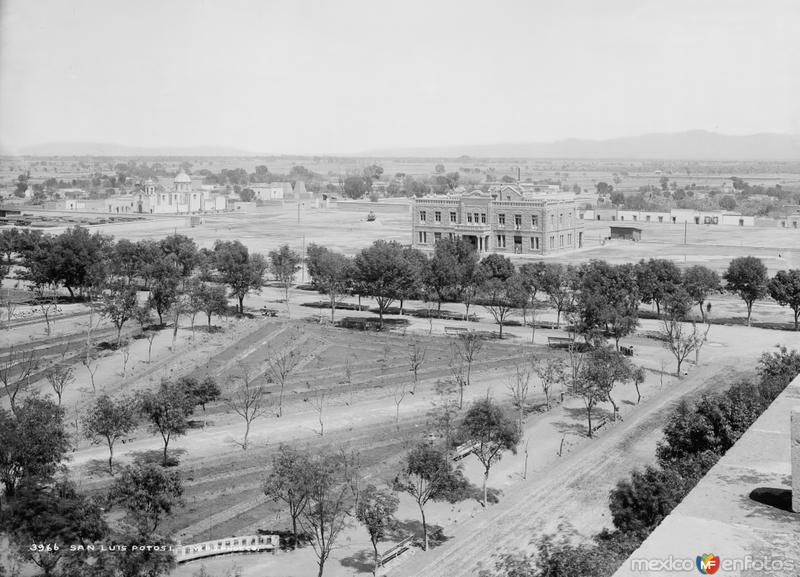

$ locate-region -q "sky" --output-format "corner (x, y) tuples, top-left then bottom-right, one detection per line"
(1, 0), (799, 154)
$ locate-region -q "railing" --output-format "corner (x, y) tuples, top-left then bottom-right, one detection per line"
(379, 535), (415, 566)
(175, 534), (279, 563)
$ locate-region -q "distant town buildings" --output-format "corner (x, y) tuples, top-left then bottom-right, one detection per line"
(105, 172), (227, 214)
(582, 207), (755, 227)
(411, 185), (584, 255)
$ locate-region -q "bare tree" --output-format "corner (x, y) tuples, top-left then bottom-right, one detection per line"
(31, 283), (56, 335)
(341, 357), (354, 406)
(455, 332), (483, 388)
(632, 366), (646, 404)
(0, 348), (36, 414)
(392, 379), (407, 426)
(2, 292), (18, 330)
(226, 365), (269, 450)
(661, 317), (706, 376)
(81, 349), (99, 394)
(448, 351), (468, 410)
(506, 362), (530, 432)
(120, 345), (131, 379)
(300, 450), (359, 577)
(45, 365), (74, 406)
(145, 330), (157, 363)
(312, 387), (326, 437)
(532, 357), (567, 410)
(266, 345), (300, 417)
(408, 339), (427, 395)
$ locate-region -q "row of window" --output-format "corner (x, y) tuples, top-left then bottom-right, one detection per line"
(417, 232), (573, 249)
(419, 210), (572, 228)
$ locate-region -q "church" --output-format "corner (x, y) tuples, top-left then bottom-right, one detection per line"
(105, 172), (227, 214)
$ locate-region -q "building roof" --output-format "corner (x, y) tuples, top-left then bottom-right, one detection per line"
(174, 172), (192, 184)
(613, 374), (800, 577)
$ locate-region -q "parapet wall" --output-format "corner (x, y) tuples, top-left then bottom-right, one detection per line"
(613, 373), (800, 577)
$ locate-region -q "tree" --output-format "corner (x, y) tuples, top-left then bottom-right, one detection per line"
(608, 465), (690, 536)
(506, 363), (531, 432)
(458, 397), (521, 506)
(476, 273), (527, 338)
(393, 442), (466, 550)
(723, 256), (768, 325)
(682, 265), (721, 321)
(306, 244), (352, 322)
(300, 451), (359, 577)
(343, 175), (368, 199)
(635, 259), (681, 317)
(214, 240), (267, 313)
(532, 357), (566, 411)
(110, 462), (184, 538)
(239, 187), (256, 202)
(408, 339), (427, 395)
(83, 394), (138, 474)
(101, 281), (138, 346)
(138, 381), (195, 466)
(148, 261), (180, 325)
(266, 343), (300, 417)
(454, 331), (483, 389)
(0, 395), (70, 503)
(719, 194), (737, 211)
(768, 269), (800, 330)
(226, 365), (269, 450)
(353, 240), (406, 328)
(195, 282), (228, 328)
(355, 484), (399, 576)
(518, 261), (547, 327)
(541, 264), (575, 328)
(661, 295), (708, 376)
(263, 445), (314, 548)
(45, 364), (74, 406)
(426, 237), (479, 313)
(269, 244), (302, 309)
(3, 479), (108, 576)
(178, 375), (221, 415)
(159, 233), (199, 278)
(577, 261), (640, 350)
(0, 348), (36, 415)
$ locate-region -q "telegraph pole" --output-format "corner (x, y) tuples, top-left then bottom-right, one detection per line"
(684, 221), (687, 245)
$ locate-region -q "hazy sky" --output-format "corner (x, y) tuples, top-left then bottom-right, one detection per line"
(1, 0), (799, 154)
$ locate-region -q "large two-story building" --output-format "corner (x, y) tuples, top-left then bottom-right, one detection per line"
(411, 186), (584, 255)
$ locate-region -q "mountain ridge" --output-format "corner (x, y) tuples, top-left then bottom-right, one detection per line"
(364, 130), (800, 160)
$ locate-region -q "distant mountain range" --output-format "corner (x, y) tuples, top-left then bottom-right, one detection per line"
(5, 141), (255, 157)
(5, 131), (800, 160)
(366, 131), (800, 161)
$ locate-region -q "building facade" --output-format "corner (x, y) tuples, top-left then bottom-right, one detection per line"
(105, 172), (226, 214)
(411, 189), (584, 255)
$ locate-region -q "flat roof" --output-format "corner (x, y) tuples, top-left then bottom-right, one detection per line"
(613, 374), (800, 577)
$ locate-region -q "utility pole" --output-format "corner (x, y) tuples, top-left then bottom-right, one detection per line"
(684, 221), (687, 245)
(301, 234), (306, 284)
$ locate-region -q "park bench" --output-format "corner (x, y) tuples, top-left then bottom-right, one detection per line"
(531, 320), (559, 330)
(547, 336), (572, 349)
(444, 326), (469, 336)
(620, 344), (635, 357)
(453, 440), (480, 461)
(379, 535), (415, 567)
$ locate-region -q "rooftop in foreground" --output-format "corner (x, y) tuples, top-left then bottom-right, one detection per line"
(613, 373), (800, 577)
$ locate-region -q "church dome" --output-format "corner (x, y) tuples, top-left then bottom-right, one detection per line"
(174, 172), (192, 184)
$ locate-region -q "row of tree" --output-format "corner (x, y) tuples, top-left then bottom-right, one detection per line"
(0, 391), (187, 577)
(487, 346), (800, 577)
(0, 227), (306, 341)
(263, 395), (521, 577)
(307, 238), (800, 341)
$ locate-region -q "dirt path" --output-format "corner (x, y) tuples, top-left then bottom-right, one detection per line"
(389, 360), (750, 577)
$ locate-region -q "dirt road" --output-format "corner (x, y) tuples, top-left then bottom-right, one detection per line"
(390, 360), (750, 577)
